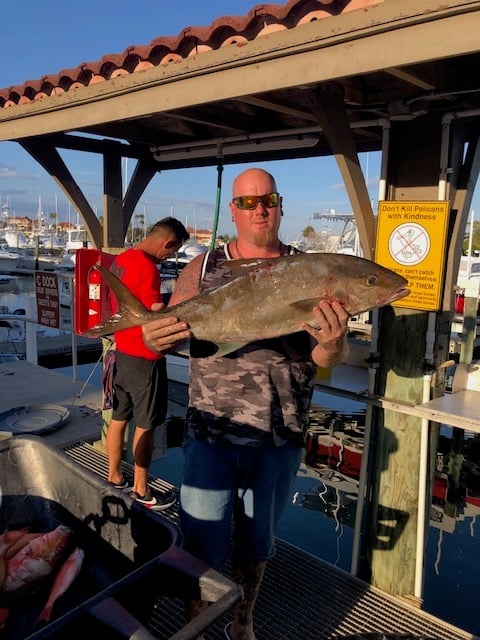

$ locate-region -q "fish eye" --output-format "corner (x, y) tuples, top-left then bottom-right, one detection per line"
(366, 275), (377, 286)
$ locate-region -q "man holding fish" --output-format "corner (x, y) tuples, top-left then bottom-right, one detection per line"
(86, 168), (407, 639)
(141, 168), (352, 640)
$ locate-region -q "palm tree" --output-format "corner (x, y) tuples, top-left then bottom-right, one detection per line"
(49, 211), (57, 232)
(302, 225), (317, 249)
(135, 213), (145, 240)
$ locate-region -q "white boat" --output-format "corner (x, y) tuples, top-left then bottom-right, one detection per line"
(4, 229), (30, 249)
(0, 274), (20, 292)
(160, 238), (207, 277)
(58, 273), (73, 308)
(64, 228), (92, 253)
(33, 233), (66, 252)
(0, 249), (68, 272)
(458, 255), (480, 279)
(0, 306), (26, 341)
(308, 212), (362, 255)
(4, 229), (31, 249)
(56, 227), (93, 269)
(55, 254), (76, 270)
(178, 238), (208, 261)
(0, 247), (22, 271)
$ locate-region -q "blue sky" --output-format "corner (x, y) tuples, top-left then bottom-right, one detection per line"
(0, 1), (475, 242)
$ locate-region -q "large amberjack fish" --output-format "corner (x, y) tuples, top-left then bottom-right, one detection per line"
(1, 525), (72, 603)
(84, 253), (409, 356)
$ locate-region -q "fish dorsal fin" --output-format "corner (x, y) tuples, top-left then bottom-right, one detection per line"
(223, 258), (266, 280)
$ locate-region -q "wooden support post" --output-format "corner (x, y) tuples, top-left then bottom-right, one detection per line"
(103, 152), (124, 248)
(361, 115), (448, 599)
(361, 114), (478, 599)
(365, 306), (429, 597)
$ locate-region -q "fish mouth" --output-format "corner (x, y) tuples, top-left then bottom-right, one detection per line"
(388, 286), (410, 303)
(375, 286), (410, 307)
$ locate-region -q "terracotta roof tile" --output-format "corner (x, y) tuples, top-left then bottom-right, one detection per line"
(0, 0), (382, 109)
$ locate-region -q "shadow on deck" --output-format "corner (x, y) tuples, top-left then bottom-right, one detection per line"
(64, 442), (476, 640)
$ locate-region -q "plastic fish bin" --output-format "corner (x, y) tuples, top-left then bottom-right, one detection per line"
(0, 435), (241, 639)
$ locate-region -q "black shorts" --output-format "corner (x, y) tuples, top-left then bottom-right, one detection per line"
(112, 351), (168, 430)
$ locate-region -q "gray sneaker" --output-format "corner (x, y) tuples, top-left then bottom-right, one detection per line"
(130, 488), (176, 511)
(111, 476), (133, 492)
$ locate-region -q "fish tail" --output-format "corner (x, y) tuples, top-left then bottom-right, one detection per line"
(0, 527), (30, 545)
(98, 265), (150, 316)
(5, 533), (43, 560)
(36, 604), (53, 625)
(83, 266), (152, 337)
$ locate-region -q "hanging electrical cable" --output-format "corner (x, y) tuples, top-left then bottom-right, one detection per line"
(209, 150), (224, 250)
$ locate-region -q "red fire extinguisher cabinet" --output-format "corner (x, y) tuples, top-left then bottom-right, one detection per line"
(74, 249), (115, 336)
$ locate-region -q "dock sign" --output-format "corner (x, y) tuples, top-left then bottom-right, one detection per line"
(35, 271), (60, 328)
(375, 201), (449, 311)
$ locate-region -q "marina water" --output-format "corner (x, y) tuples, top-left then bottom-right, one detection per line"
(2, 274), (479, 637)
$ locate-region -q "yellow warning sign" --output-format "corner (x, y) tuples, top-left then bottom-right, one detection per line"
(375, 201), (449, 311)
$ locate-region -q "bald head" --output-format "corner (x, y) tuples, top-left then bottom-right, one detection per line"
(232, 168), (277, 198)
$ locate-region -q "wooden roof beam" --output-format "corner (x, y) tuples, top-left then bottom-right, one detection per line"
(162, 106), (255, 135)
(384, 67), (436, 91)
(236, 95), (318, 122)
(309, 83), (376, 260)
(35, 132), (145, 158)
(19, 137), (102, 247)
(122, 158), (159, 228)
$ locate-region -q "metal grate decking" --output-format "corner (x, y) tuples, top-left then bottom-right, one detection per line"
(64, 442), (478, 640)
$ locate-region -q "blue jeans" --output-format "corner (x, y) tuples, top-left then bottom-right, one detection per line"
(179, 438), (302, 570)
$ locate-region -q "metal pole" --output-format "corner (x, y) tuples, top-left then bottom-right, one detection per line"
(350, 120), (390, 576)
(25, 297), (38, 365)
(70, 277), (78, 381)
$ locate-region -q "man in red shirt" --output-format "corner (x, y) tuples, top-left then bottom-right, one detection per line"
(107, 216), (189, 510)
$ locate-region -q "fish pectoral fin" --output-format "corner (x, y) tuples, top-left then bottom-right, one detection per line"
(289, 299), (322, 313)
(190, 340), (246, 358)
(214, 343), (247, 357)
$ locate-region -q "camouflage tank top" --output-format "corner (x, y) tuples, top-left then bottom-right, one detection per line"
(185, 245), (317, 448)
